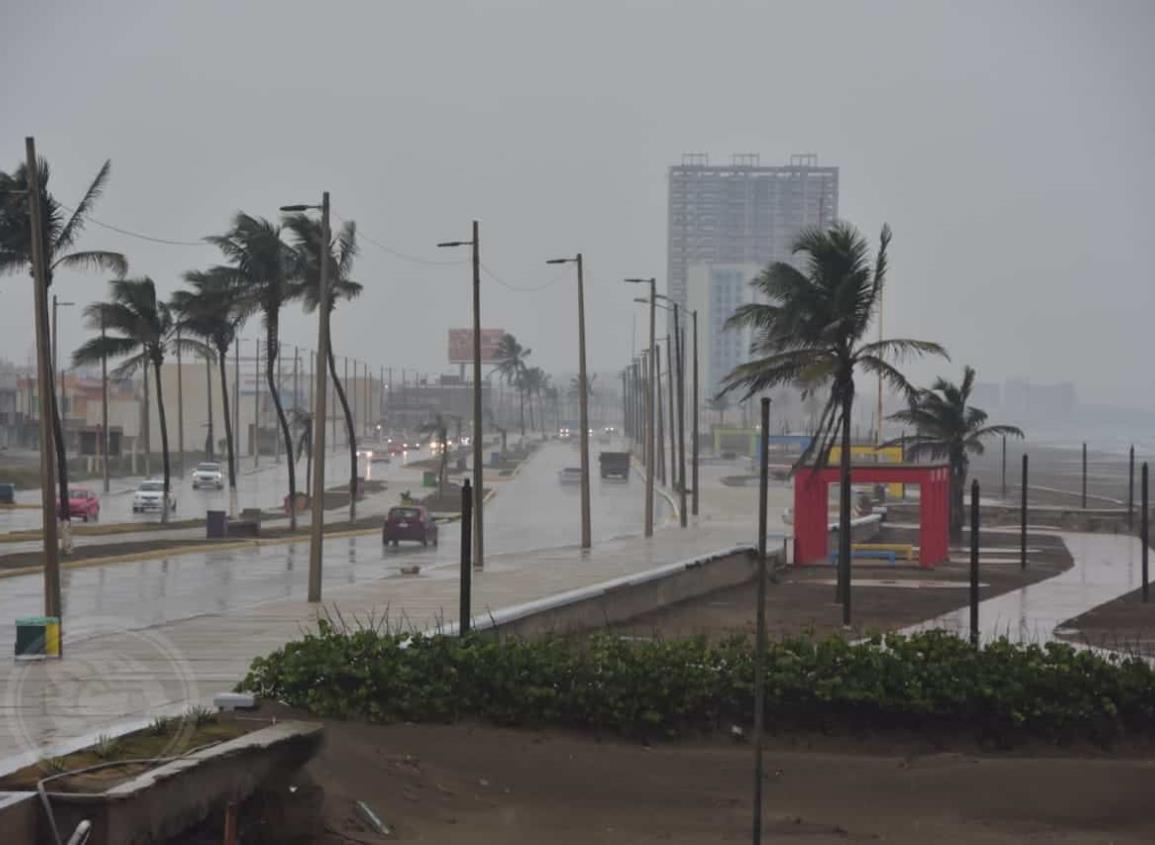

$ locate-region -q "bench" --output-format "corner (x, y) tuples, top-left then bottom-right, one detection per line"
(827, 549), (897, 565)
(852, 542), (914, 561)
(226, 508), (263, 538)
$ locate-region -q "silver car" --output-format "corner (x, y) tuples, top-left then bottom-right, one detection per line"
(133, 479), (177, 513)
(192, 462), (224, 490)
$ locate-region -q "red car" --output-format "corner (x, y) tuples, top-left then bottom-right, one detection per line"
(68, 488), (101, 522)
(382, 505), (438, 547)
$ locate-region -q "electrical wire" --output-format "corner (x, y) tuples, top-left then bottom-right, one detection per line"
(332, 211), (467, 266)
(54, 202), (209, 247)
(480, 262), (567, 292)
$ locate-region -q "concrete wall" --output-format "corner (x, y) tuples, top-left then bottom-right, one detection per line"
(450, 546), (775, 639)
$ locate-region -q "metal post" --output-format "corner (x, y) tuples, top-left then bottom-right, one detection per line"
(293, 345), (300, 453)
(233, 337), (239, 460)
(470, 223), (485, 568)
(1000, 435), (1006, 500)
(460, 478), (473, 632)
(1128, 445), (1134, 530)
(752, 396), (771, 844)
(1143, 462), (1149, 603)
(646, 282), (655, 536)
(575, 254), (591, 549)
(308, 192), (331, 603)
(674, 308), (687, 526)
(101, 312), (110, 493)
(274, 345), (282, 463)
(205, 349), (214, 459)
(176, 328), (184, 476)
(1020, 453), (1028, 570)
(692, 310), (699, 517)
(253, 338), (260, 467)
(666, 337), (675, 499)
(970, 479), (980, 647)
(1081, 441), (1087, 509)
(656, 344), (665, 486)
(26, 137), (61, 621)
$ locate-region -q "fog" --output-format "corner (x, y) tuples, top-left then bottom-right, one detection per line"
(3, 0), (1152, 409)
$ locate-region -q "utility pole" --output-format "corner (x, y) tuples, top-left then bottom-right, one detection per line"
(204, 349), (214, 459)
(274, 345), (282, 463)
(625, 278), (656, 537)
(26, 137), (61, 622)
(233, 337), (239, 463)
(547, 253), (591, 548)
(440, 221), (485, 568)
(675, 310), (686, 526)
(253, 338), (260, 468)
(101, 311), (110, 493)
(692, 309), (699, 517)
(281, 193), (331, 603)
(656, 342), (665, 486)
(143, 361), (151, 478)
(293, 346), (300, 457)
(176, 328), (184, 477)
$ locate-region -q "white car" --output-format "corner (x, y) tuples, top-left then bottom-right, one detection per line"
(133, 480), (177, 513)
(191, 462), (224, 490)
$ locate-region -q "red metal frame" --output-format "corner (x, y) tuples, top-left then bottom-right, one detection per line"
(793, 464), (950, 568)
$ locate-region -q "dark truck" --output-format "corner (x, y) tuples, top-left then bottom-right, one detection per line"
(598, 451), (631, 481)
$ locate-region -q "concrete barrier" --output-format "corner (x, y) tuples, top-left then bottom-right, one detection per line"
(443, 545), (777, 639)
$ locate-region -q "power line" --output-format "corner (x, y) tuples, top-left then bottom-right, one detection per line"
(55, 203), (209, 247)
(481, 262), (567, 292)
(332, 211), (466, 267)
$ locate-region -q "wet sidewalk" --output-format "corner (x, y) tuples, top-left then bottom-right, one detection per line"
(907, 532), (1145, 645)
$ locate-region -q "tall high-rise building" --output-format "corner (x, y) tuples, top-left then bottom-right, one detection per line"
(668, 153), (839, 402)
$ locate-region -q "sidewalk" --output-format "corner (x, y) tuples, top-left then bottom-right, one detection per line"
(0, 455), (782, 767)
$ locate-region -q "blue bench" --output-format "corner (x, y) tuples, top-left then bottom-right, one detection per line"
(827, 549), (897, 566)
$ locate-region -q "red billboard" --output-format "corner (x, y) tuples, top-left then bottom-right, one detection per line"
(448, 329), (507, 364)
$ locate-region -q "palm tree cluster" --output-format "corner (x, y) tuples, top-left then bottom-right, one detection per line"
(721, 221), (1021, 622)
(2, 153), (366, 527)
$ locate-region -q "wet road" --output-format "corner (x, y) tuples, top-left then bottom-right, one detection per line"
(0, 442), (665, 650)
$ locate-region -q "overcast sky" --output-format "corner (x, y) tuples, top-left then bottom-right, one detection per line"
(3, 0), (1152, 407)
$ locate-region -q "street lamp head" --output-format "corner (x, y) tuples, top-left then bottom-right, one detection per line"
(624, 277), (655, 284)
(279, 204), (318, 213)
(545, 257), (575, 265)
(437, 240), (471, 248)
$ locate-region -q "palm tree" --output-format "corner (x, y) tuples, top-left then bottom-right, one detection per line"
(283, 214), (362, 520)
(73, 278), (178, 522)
(291, 408), (313, 494)
(495, 333), (531, 438)
(720, 223), (946, 621)
(521, 366), (548, 438)
(0, 157), (128, 523)
(207, 214), (300, 528)
(709, 395), (730, 426)
(170, 268), (246, 514)
(888, 366), (1023, 542)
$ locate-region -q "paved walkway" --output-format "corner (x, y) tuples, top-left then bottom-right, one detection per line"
(907, 532), (1146, 645)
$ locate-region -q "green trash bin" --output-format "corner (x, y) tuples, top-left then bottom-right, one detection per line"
(422, 470), (437, 488)
(16, 616), (60, 660)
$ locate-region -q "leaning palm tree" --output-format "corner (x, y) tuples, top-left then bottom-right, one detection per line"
(73, 278), (177, 522)
(283, 214), (362, 520)
(495, 333), (531, 438)
(888, 366), (1023, 542)
(170, 268), (246, 515)
(0, 157), (127, 523)
(720, 223), (946, 622)
(207, 214), (300, 529)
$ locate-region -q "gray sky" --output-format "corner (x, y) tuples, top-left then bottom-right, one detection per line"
(3, 0), (1153, 407)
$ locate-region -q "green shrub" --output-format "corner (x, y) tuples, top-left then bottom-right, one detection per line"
(239, 622), (1155, 744)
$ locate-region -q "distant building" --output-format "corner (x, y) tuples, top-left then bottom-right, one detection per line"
(666, 153), (839, 323)
(685, 262), (762, 401)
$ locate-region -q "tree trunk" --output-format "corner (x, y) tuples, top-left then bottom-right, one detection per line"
(217, 345), (238, 516)
(518, 387), (526, 439)
(836, 388), (854, 626)
(265, 320), (297, 530)
(328, 343), (357, 521)
(153, 358), (172, 525)
(50, 369), (70, 525)
(949, 454), (967, 543)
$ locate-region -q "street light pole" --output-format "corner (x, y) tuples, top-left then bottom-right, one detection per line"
(549, 254), (591, 549)
(26, 137), (62, 622)
(438, 221), (485, 569)
(282, 193), (331, 602)
(691, 309), (699, 517)
(625, 278), (656, 537)
(176, 328), (184, 477)
(101, 311), (110, 493)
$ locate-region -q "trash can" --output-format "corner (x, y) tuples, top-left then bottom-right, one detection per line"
(206, 510), (228, 539)
(15, 616), (60, 660)
(490, 451), (502, 467)
(0, 483), (15, 505)
(422, 470), (437, 488)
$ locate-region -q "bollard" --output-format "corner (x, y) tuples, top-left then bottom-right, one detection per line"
(1001, 435), (1007, 500)
(460, 479), (473, 633)
(752, 396), (770, 844)
(970, 480), (980, 647)
(1142, 464), (1148, 604)
(1020, 454), (1028, 570)
(1081, 442), (1087, 509)
(1128, 445), (1135, 530)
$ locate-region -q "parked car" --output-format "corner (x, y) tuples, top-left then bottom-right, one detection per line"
(67, 488), (100, 522)
(133, 480), (177, 513)
(191, 462), (224, 490)
(382, 505), (438, 547)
